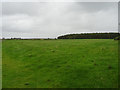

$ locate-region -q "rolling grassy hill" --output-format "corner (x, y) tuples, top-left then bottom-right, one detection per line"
(2, 39), (118, 88)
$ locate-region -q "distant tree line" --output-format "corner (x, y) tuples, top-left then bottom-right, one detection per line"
(2, 38), (57, 40)
(57, 33), (120, 39)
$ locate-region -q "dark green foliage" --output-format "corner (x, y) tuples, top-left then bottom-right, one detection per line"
(58, 32), (119, 39)
(114, 36), (120, 40)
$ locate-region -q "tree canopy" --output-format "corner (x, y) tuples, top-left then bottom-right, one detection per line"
(58, 33), (119, 39)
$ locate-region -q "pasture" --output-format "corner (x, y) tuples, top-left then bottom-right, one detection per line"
(2, 39), (118, 88)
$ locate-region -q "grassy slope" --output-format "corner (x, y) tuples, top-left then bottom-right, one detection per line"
(0, 40), (2, 89)
(2, 39), (118, 88)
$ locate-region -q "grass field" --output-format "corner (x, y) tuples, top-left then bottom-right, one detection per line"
(2, 39), (118, 88)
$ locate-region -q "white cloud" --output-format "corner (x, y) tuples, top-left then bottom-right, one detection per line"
(2, 2), (118, 38)
(3, 14), (35, 32)
(2, 0), (119, 2)
(0, 2), (2, 38)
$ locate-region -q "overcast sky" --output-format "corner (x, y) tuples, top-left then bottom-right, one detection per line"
(2, 2), (118, 38)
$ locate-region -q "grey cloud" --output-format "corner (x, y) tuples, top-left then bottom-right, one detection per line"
(3, 2), (117, 15)
(74, 2), (117, 12)
(2, 2), (44, 16)
(0, 2), (2, 38)
(2, 2), (118, 38)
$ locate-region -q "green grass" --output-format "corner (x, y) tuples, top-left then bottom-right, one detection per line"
(2, 39), (118, 88)
(0, 40), (2, 89)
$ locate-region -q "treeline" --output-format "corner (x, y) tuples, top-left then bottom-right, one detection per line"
(57, 33), (120, 39)
(2, 38), (57, 40)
